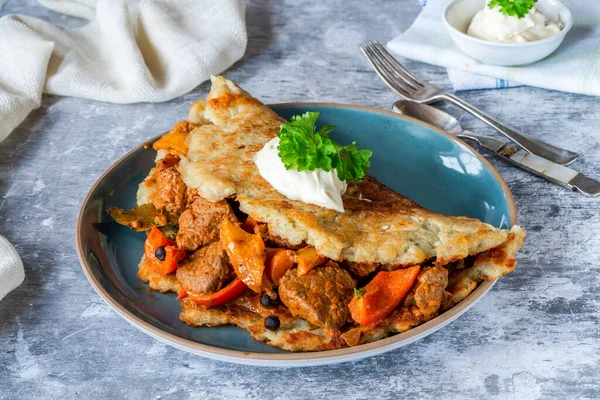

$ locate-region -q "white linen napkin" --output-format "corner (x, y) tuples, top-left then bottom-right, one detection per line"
(0, 235), (25, 301)
(0, 0), (247, 143)
(388, 0), (600, 95)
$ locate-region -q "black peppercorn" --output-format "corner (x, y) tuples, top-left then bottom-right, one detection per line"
(264, 316), (280, 331)
(154, 246), (166, 261)
(260, 293), (277, 308)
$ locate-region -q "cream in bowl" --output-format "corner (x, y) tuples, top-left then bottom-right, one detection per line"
(443, 0), (573, 66)
(467, 0), (562, 43)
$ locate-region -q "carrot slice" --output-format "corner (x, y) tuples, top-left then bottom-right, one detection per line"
(348, 266), (420, 326)
(296, 247), (327, 276)
(265, 248), (296, 284)
(220, 220), (266, 293)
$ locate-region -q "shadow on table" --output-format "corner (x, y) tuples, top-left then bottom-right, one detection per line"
(0, 96), (55, 205)
(0, 98), (57, 327)
(228, 0), (275, 73)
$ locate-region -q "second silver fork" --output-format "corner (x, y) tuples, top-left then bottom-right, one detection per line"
(361, 41), (579, 166)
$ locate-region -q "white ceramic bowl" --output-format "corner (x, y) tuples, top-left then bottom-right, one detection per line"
(443, 0), (573, 66)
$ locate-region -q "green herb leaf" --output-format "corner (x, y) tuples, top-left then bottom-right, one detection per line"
(277, 112), (372, 182)
(488, 0), (537, 19)
(160, 223), (179, 240)
(338, 142), (372, 183)
(353, 287), (367, 300)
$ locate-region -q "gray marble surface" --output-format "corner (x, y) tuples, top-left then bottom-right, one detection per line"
(1, 0), (599, 399)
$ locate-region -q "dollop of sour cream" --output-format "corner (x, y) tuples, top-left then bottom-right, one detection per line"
(467, 2), (561, 43)
(254, 137), (348, 212)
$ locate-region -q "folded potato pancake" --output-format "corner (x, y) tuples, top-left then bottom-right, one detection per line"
(127, 76), (525, 352)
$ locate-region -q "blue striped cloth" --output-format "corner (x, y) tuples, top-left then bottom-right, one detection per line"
(446, 69), (523, 91)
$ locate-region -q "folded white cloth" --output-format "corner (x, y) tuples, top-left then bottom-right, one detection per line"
(0, 235), (25, 301)
(0, 0), (247, 143)
(388, 0), (600, 95)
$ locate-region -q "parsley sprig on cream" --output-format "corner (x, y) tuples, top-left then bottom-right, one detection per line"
(276, 112), (372, 183)
(488, 0), (537, 19)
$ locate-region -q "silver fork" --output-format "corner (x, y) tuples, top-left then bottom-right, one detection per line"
(361, 41), (579, 166)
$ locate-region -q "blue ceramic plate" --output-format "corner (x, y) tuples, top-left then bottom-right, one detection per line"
(76, 103), (517, 367)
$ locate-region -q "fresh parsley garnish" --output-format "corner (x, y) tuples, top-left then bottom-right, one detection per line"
(277, 112), (372, 183)
(168, 223), (179, 235)
(353, 287), (367, 300)
(488, 0), (537, 19)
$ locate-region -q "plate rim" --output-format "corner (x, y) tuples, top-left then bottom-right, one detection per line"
(75, 102), (518, 367)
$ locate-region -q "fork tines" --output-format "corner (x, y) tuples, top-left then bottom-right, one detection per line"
(360, 41), (425, 98)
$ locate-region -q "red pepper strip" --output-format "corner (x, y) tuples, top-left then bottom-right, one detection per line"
(186, 278), (248, 307)
(176, 290), (188, 300)
(144, 227), (186, 274)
